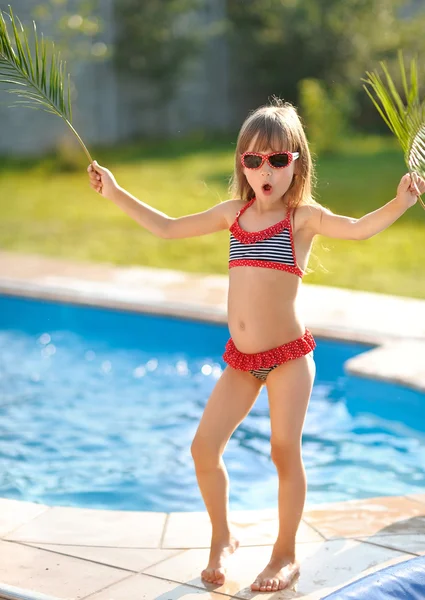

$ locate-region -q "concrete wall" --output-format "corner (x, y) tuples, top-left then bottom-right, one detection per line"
(0, 0), (237, 157)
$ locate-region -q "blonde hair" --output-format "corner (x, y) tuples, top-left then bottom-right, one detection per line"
(230, 98), (319, 210)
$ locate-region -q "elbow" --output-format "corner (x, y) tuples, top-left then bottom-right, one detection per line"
(157, 218), (174, 239)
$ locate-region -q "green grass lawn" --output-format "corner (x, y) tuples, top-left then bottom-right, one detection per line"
(1, 135), (424, 298)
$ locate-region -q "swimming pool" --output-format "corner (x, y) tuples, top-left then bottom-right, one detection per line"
(0, 294), (424, 512)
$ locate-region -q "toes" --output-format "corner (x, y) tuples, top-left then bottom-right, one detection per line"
(271, 579), (279, 591)
(201, 569), (212, 583)
(213, 568), (225, 584)
(202, 568), (225, 586)
(250, 579), (261, 591)
(260, 579), (273, 592)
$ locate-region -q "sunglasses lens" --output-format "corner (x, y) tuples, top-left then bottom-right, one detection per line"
(243, 154), (262, 168)
(269, 153), (290, 168)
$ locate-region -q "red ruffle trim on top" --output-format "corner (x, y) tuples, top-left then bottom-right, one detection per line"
(223, 329), (316, 371)
(229, 259), (304, 278)
(229, 211), (290, 244)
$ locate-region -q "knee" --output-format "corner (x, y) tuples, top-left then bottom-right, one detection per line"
(270, 438), (302, 472)
(191, 435), (221, 470)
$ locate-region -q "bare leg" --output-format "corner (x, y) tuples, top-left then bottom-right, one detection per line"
(251, 354), (316, 593)
(191, 366), (262, 585)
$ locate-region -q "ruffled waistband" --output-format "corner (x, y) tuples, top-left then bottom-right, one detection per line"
(223, 330), (316, 371)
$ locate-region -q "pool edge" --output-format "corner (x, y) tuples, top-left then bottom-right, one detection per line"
(1, 251), (425, 392)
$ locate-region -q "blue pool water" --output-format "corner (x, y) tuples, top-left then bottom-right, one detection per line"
(0, 294), (424, 512)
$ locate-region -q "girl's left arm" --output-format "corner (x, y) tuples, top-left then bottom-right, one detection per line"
(306, 173), (425, 240)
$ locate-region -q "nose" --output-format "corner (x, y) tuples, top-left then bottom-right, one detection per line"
(261, 163), (273, 176)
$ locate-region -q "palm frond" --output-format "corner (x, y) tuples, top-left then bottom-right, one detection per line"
(362, 50), (425, 209)
(0, 5), (92, 162)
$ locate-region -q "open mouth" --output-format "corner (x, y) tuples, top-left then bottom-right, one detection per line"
(262, 183), (273, 193)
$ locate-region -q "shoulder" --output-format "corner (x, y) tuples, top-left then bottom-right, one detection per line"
(219, 199), (247, 227)
(292, 203), (328, 235)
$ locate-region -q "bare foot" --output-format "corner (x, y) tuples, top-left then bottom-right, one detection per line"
(201, 536), (240, 585)
(251, 557), (300, 592)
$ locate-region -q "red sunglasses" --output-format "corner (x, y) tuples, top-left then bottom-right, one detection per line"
(241, 151), (300, 170)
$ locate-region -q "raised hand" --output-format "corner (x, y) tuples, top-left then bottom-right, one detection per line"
(87, 161), (119, 199)
(396, 172), (425, 208)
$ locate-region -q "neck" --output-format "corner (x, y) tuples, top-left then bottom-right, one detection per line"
(253, 195), (288, 213)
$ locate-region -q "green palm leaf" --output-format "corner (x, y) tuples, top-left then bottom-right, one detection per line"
(363, 50), (425, 209)
(0, 5), (92, 163)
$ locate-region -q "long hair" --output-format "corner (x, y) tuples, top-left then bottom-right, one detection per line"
(230, 98), (319, 210)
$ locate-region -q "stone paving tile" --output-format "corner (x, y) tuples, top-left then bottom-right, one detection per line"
(407, 494), (425, 505)
(161, 512), (212, 548)
(22, 543), (184, 573)
(303, 496), (425, 540)
(144, 539), (411, 599)
(0, 498), (48, 537)
(84, 572), (233, 600)
(4, 506), (166, 548)
(0, 539), (129, 599)
(162, 511), (322, 549)
(230, 511), (324, 546)
(345, 341), (425, 392)
(355, 533), (425, 556)
(298, 284), (425, 342)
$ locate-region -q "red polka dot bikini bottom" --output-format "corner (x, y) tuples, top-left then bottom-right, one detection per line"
(223, 329), (316, 383)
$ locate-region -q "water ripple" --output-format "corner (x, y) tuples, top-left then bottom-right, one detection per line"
(1, 319), (424, 511)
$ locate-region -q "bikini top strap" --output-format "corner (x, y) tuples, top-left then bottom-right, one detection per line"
(235, 197), (256, 220)
(285, 206), (295, 229)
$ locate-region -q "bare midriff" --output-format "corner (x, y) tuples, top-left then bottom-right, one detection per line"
(227, 267), (305, 354)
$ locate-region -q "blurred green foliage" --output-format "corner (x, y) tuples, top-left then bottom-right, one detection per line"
(227, 0), (425, 130)
(29, 0), (425, 132)
(298, 79), (353, 155)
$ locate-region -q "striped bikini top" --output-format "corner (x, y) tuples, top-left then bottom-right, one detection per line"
(229, 197), (304, 278)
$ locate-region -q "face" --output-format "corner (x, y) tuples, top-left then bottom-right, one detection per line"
(242, 137), (297, 201)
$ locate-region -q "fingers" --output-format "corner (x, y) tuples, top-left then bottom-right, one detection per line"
(408, 173), (418, 195)
(88, 168), (101, 181)
(87, 161), (102, 177)
(87, 161), (103, 193)
(399, 173), (412, 193)
(400, 172), (425, 195)
(408, 172), (425, 196)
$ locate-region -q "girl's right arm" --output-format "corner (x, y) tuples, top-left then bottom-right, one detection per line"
(88, 161), (236, 239)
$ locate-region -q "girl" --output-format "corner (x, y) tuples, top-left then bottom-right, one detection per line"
(88, 99), (424, 593)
